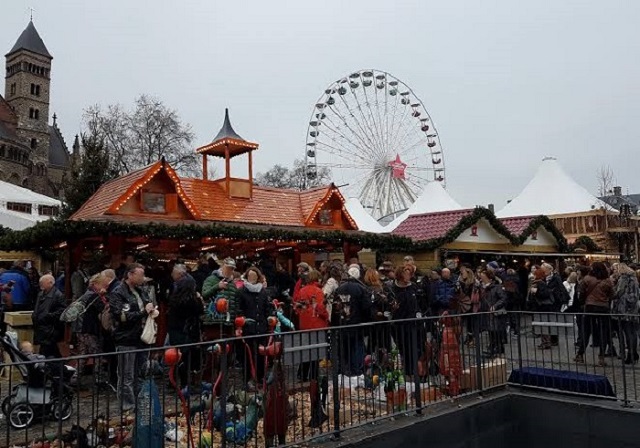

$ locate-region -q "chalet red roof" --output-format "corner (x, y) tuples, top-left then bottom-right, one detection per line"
(391, 209), (474, 241)
(71, 161), (354, 229)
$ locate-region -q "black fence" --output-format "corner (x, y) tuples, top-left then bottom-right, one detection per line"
(0, 311), (638, 447)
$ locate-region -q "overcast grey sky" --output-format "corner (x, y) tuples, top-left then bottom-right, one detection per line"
(3, 1), (639, 209)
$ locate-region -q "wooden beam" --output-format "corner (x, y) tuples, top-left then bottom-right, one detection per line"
(248, 150), (253, 199)
(202, 154), (208, 180)
(225, 144), (230, 196)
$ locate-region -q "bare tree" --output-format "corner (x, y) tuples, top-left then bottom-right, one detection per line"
(83, 95), (199, 176)
(597, 165), (615, 197)
(255, 159), (331, 190)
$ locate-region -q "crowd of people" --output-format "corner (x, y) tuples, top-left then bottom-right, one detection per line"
(1, 252), (639, 412)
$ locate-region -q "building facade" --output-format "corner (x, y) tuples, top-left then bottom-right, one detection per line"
(0, 20), (71, 199)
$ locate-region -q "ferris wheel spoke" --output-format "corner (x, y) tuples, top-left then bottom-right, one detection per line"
(335, 90), (386, 159)
(359, 84), (388, 160)
(315, 162), (372, 170)
(326, 103), (381, 161)
(397, 136), (429, 158)
(318, 113), (373, 158)
(350, 86), (386, 158)
(316, 123), (375, 164)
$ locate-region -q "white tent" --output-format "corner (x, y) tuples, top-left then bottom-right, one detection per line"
(345, 197), (385, 233)
(0, 180), (61, 230)
(496, 157), (612, 218)
(386, 181), (463, 231)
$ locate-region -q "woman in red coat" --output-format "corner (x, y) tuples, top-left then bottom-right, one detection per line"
(295, 269), (329, 381)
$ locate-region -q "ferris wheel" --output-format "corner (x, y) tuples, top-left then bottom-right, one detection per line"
(304, 69), (445, 220)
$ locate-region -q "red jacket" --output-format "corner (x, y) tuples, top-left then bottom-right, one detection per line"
(295, 282), (329, 330)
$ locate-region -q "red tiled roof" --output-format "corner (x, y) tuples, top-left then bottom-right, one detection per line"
(499, 216), (537, 236)
(71, 161), (353, 229)
(392, 209), (474, 241)
(71, 163), (157, 220)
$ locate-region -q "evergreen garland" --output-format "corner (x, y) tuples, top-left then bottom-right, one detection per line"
(0, 207), (571, 254)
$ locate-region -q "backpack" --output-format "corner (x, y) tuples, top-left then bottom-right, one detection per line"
(98, 293), (115, 333)
(61, 294), (99, 333)
(615, 274), (640, 316)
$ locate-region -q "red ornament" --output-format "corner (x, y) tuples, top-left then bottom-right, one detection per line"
(234, 316), (246, 328)
(388, 154), (408, 180)
(216, 298), (229, 313)
(164, 348), (182, 366)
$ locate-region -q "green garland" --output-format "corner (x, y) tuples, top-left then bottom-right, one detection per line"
(0, 208), (570, 254)
(567, 235), (602, 253)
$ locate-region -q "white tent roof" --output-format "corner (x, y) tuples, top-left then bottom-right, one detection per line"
(0, 180), (60, 207)
(386, 181), (463, 231)
(0, 209), (42, 231)
(497, 157), (612, 218)
(345, 198), (385, 233)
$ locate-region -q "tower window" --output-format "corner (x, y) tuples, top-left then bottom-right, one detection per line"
(30, 139), (37, 149)
(10, 83), (16, 96)
(35, 109), (39, 120)
(29, 108), (39, 120)
(0, 145), (5, 157)
(30, 84), (41, 96)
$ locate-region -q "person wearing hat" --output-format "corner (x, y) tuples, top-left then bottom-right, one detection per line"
(334, 264), (373, 376)
(293, 262), (311, 302)
(202, 257), (240, 327)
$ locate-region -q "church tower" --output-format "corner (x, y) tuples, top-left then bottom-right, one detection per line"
(4, 20), (52, 164)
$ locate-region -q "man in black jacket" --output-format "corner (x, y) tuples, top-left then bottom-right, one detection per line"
(334, 265), (372, 375)
(109, 263), (155, 412)
(167, 264), (203, 387)
(32, 274), (66, 358)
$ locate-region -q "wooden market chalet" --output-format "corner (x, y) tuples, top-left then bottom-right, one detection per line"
(64, 109), (370, 266)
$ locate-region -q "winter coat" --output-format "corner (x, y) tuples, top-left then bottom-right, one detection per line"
(167, 274), (203, 339)
(109, 281), (151, 347)
(531, 279), (555, 308)
(237, 282), (272, 336)
(32, 287), (66, 346)
(191, 264), (212, 294)
(612, 273), (640, 321)
(390, 281), (418, 320)
(74, 289), (104, 336)
(0, 268), (30, 306)
(202, 269), (239, 326)
(434, 278), (456, 313)
(547, 273), (569, 310)
(296, 281), (329, 330)
(480, 281), (508, 332)
(580, 275), (614, 309)
(334, 278), (372, 325)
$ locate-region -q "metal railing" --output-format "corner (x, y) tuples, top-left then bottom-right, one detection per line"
(0, 311), (638, 447)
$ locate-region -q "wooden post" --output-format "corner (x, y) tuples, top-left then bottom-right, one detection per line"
(202, 154), (208, 180)
(225, 145), (230, 196)
(248, 150), (253, 199)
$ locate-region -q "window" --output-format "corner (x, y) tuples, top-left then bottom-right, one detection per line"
(30, 138), (37, 149)
(30, 84), (40, 96)
(10, 83), (16, 96)
(318, 209), (334, 226)
(6, 202), (32, 214)
(141, 191), (166, 213)
(34, 109), (39, 120)
(29, 109), (39, 120)
(0, 145), (4, 157)
(38, 205), (59, 217)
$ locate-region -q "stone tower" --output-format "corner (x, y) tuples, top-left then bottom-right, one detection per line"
(4, 20), (52, 165)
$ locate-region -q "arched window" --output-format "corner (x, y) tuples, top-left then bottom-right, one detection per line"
(0, 145), (5, 157)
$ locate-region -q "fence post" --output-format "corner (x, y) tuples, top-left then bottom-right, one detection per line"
(618, 316), (630, 408)
(412, 320), (422, 415)
(473, 313), (483, 392)
(219, 343), (228, 448)
(516, 312), (524, 387)
(330, 327), (341, 440)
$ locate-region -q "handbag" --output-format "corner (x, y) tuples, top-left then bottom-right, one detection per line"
(141, 316), (158, 345)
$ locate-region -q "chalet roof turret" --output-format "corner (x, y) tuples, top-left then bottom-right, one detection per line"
(195, 108), (258, 158)
(6, 21), (52, 59)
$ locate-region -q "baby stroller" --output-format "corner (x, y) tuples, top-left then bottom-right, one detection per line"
(1, 333), (76, 429)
